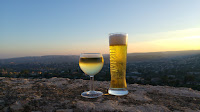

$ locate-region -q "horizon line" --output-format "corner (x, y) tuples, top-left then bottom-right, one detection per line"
(1, 49), (200, 60)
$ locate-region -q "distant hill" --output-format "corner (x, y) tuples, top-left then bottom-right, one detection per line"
(127, 50), (200, 62)
(0, 50), (200, 64)
(0, 55), (79, 64)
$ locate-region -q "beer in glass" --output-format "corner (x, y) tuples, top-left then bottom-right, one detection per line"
(108, 33), (128, 96)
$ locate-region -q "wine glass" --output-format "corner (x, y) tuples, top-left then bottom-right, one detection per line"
(79, 53), (104, 98)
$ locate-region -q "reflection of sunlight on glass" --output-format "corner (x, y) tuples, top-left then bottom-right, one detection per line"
(103, 93), (109, 96)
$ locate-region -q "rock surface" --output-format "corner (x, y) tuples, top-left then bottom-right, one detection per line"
(0, 77), (200, 112)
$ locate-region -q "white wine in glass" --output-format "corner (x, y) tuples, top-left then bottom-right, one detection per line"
(79, 53), (104, 98)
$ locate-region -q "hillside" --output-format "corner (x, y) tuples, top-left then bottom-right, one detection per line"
(1, 50), (200, 64)
(127, 50), (200, 62)
(0, 77), (200, 112)
(0, 55), (79, 64)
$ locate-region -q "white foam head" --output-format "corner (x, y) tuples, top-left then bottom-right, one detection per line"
(109, 33), (128, 46)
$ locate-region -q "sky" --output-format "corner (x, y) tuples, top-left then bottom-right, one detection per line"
(0, 0), (200, 59)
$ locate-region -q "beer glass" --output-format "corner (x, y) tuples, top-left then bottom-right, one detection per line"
(108, 33), (128, 96)
(79, 53), (104, 98)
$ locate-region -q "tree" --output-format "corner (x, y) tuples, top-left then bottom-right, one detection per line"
(184, 75), (195, 84)
(161, 75), (169, 85)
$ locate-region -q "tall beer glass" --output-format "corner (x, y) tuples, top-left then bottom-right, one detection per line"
(108, 33), (128, 96)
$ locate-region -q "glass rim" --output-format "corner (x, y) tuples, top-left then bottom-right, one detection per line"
(80, 53), (102, 58)
(81, 53), (101, 54)
(109, 33), (128, 36)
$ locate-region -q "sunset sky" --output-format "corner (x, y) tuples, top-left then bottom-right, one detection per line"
(1, 0), (200, 59)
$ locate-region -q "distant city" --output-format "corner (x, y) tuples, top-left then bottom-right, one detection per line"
(0, 50), (200, 91)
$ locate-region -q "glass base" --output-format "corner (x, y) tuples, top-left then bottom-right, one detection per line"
(108, 88), (128, 96)
(81, 91), (103, 98)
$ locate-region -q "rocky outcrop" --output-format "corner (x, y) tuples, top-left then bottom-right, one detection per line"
(0, 77), (199, 112)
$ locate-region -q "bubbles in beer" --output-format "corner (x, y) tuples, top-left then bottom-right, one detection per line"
(109, 33), (128, 89)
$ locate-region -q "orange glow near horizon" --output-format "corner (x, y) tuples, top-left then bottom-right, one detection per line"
(128, 28), (200, 53)
(1, 28), (200, 59)
(128, 36), (200, 53)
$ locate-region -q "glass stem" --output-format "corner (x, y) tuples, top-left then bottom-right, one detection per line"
(90, 76), (94, 91)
